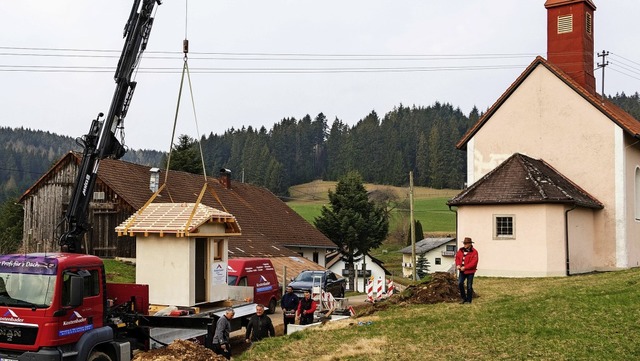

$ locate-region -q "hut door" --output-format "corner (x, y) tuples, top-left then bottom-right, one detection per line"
(195, 238), (207, 303)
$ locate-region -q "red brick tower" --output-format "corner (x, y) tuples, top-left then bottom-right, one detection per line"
(545, 0), (597, 93)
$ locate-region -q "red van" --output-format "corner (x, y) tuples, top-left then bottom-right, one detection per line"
(227, 258), (280, 313)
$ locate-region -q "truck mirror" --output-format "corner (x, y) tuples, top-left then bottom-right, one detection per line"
(69, 276), (84, 308)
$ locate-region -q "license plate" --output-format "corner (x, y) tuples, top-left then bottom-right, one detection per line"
(1, 358), (18, 361)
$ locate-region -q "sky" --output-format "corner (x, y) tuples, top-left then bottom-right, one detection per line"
(1, 1), (639, 151)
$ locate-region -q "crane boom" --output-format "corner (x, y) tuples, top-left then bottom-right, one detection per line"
(60, 0), (161, 253)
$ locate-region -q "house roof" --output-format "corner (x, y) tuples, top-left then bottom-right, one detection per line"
(447, 153), (603, 208)
(456, 57), (640, 150)
(21, 152), (336, 258)
(115, 203), (241, 237)
(544, 0), (596, 9)
(399, 237), (455, 255)
(325, 250), (391, 275)
(265, 256), (327, 283)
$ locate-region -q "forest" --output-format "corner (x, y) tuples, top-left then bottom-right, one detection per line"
(2, 92), (640, 204)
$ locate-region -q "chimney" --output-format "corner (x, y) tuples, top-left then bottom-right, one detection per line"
(149, 167), (160, 192)
(219, 168), (232, 189)
(545, 0), (596, 93)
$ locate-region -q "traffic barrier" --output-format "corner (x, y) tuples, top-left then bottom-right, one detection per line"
(321, 290), (336, 310)
(366, 279), (374, 303)
(376, 277), (383, 301)
(387, 279), (395, 297)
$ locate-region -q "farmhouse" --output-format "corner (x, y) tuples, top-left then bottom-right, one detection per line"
(449, 0), (640, 276)
(19, 152), (337, 277)
(399, 237), (457, 277)
(325, 250), (390, 293)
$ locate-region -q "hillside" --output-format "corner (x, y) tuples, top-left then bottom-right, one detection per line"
(0, 127), (164, 203)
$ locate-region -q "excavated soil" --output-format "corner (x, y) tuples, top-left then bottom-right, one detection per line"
(132, 339), (227, 361)
(354, 272), (474, 317)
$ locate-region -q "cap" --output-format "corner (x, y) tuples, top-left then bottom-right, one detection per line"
(463, 237), (474, 244)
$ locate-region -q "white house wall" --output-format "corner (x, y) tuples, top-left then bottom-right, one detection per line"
(470, 64), (618, 270)
(457, 204), (577, 277)
(624, 133), (640, 268)
(567, 207), (596, 274)
(328, 256), (386, 293)
(137, 236), (193, 306)
(401, 243), (456, 277)
(290, 247), (327, 267)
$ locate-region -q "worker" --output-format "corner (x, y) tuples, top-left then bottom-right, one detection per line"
(456, 237), (479, 304)
(296, 289), (317, 325)
(212, 308), (234, 359)
(245, 304), (275, 343)
(281, 286), (299, 334)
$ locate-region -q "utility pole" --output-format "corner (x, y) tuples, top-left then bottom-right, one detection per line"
(597, 50), (609, 97)
(410, 171), (416, 281)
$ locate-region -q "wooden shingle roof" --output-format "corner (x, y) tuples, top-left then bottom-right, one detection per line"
(447, 153), (603, 208)
(456, 56), (640, 150)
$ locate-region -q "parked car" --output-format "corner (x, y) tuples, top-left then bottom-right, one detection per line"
(287, 270), (346, 298)
(228, 258), (280, 313)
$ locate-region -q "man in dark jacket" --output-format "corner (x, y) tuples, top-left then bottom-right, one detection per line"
(212, 308), (235, 359)
(281, 286), (299, 334)
(296, 290), (317, 325)
(245, 304), (275, 343)
(455, 237), (479, 304)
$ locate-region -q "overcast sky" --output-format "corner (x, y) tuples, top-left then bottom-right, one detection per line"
(2, 1), (639, 151)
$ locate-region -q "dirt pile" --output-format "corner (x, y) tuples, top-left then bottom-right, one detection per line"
(354, 272), (470, 316)
(394, 272), (463, 304)
(132, 340), (227, 361)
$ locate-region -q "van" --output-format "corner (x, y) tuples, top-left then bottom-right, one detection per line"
(227, 258), (280, 313)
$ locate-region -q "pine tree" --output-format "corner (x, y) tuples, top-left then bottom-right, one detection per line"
(314, 171), (389, 290)
(416, 252), (430, 279)
(0, 198), (23, 253)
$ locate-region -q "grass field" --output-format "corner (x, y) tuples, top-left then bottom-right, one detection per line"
(237, 268), (640, 360)
(287, 181), (459, 233)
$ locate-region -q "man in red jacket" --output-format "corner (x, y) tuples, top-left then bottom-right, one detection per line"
(455, 237), (479, 304)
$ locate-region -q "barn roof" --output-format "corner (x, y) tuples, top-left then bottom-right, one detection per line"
(21, 152), (336, 258)
(447, 153), (603, 208)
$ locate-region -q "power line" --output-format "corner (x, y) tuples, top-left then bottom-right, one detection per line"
(0, 64), (529, 74)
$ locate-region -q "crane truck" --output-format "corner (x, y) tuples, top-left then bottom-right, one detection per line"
(0, 2), (253, 360)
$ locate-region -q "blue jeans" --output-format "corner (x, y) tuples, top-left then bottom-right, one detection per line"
(458, 272), (475, 303)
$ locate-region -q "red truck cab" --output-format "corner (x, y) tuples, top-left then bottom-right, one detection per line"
(0, 253), (118, 360)
(227, 258), (280, 313)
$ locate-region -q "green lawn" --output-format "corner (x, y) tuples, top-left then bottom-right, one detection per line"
(103, 258), (136, 283)
(287, 197), (456, 233)
(237, 268), (640, 360)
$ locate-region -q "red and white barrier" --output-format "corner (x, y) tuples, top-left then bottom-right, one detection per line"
(376, 277), (384, 301)
(321, 290), (336, 310)
(387, 279), (395, 297)
(366, 279), (374, 303)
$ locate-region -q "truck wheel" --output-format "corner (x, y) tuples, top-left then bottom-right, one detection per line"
(88, 351), (113, 361)
(268, 298), (277, 314)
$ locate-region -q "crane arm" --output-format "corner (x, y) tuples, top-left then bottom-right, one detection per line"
(60, 0), (162, 253)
